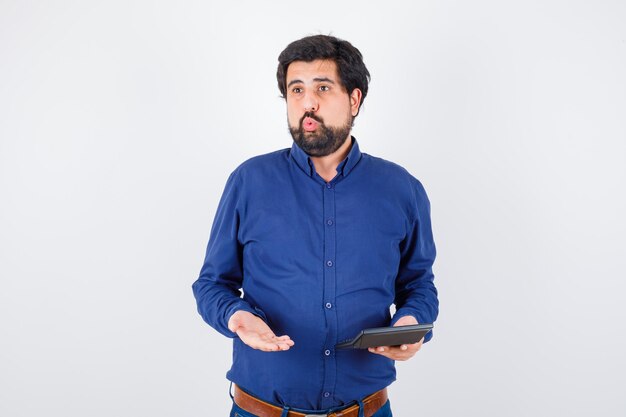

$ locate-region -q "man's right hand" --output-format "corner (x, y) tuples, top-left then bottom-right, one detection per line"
(227, 310), (294, 352)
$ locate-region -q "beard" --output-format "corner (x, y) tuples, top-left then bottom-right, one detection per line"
(289, 111), (353, 157)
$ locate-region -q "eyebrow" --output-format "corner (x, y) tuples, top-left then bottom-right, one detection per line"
(287, 77), (337, 88)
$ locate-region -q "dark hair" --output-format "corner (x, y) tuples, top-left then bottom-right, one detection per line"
(277, 35), (370, 116)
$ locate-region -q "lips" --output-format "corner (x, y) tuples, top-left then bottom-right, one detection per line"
(302, 117), (319, 132)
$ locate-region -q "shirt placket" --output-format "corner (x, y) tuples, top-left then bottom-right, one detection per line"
(320, 179), (337, 408)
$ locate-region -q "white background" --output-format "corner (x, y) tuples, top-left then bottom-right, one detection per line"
(1, 1), (625, 416)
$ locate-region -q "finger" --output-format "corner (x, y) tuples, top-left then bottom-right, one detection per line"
(258, 342), (282, 352)
(269, 335), (294, 346)
(368, 348), (397, 360)
(368, 346), (414, 360)
(275, 335), (293, 342)
(249, 337), (294, 352)
(276, 342), (293, 351)
(392, 344), (420, 354)
(382, 346), (402, 355)
(260, 345), (277, 352)
(263, 341), (294, 352)
(391, 346), (419, 360)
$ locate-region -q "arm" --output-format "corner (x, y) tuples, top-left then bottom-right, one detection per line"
(392, 178), (438, 336)
(191, 170), (293, 350)
(369, 179), (438, 361)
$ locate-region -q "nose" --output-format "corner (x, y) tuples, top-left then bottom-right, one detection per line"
(302, 91), (318, 112)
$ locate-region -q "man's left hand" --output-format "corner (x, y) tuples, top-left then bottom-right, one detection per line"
(367, 315), (423, 361)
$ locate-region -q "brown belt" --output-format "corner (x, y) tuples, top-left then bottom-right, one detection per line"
(233, 385), (388, 417)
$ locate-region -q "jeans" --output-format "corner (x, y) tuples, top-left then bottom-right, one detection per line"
(230, 399), (393, 417)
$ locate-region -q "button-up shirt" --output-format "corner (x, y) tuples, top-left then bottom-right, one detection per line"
(192, 137), (438, 410)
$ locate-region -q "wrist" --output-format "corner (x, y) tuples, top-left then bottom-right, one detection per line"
(228, 310), (246, 332)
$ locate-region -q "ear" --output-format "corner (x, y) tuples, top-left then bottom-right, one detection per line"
(349, 88), (363, 117)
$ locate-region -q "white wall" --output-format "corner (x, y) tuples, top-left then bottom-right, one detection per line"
(1, 1), (625, 416)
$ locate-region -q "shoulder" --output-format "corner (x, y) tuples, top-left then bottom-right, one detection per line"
(228, 148), (290, 181)
(362, 153), (431, 222)
(363, 153), (428, 195)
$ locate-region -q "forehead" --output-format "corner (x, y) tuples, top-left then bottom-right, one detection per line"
(286, 59), (339, 83)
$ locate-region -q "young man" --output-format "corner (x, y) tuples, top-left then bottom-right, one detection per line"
(192, 35), (438, 417)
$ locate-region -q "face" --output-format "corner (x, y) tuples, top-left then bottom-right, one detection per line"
(285, 59), (362, 157)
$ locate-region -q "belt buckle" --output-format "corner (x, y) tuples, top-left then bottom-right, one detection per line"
(304, 414), (328, 417)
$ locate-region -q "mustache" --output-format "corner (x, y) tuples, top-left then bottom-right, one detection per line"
(300, 111), (324, 126)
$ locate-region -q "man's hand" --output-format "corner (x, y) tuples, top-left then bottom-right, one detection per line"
(228, 310), (294, 352)
(368, 315), (423, 361)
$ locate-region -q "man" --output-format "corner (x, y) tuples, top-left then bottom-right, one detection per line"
(192, 35), (438, 417)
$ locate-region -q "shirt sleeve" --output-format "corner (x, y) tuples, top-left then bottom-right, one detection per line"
(191, 170), (262, 338)
(391, 178), (439, 343)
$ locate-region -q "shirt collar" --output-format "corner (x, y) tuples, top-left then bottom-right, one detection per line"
(289, 136), (363, 178)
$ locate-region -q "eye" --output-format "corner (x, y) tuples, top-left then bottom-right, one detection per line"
(291, 87), (303, 94)
(319, 85), (330, 92)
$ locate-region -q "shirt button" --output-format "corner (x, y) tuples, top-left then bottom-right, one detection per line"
(325, 302), (332, 309)
(326, 260), (333, 267)
(324, 392), (330, 398)
(326, 183), (332, 189)
(324, 349), (331, 356)
(326, 219), (333, 226)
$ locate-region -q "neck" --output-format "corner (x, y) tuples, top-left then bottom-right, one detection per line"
(310, 135), (353, 182)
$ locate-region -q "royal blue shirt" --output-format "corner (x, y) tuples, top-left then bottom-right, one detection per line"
(192, 137), (438, 411)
